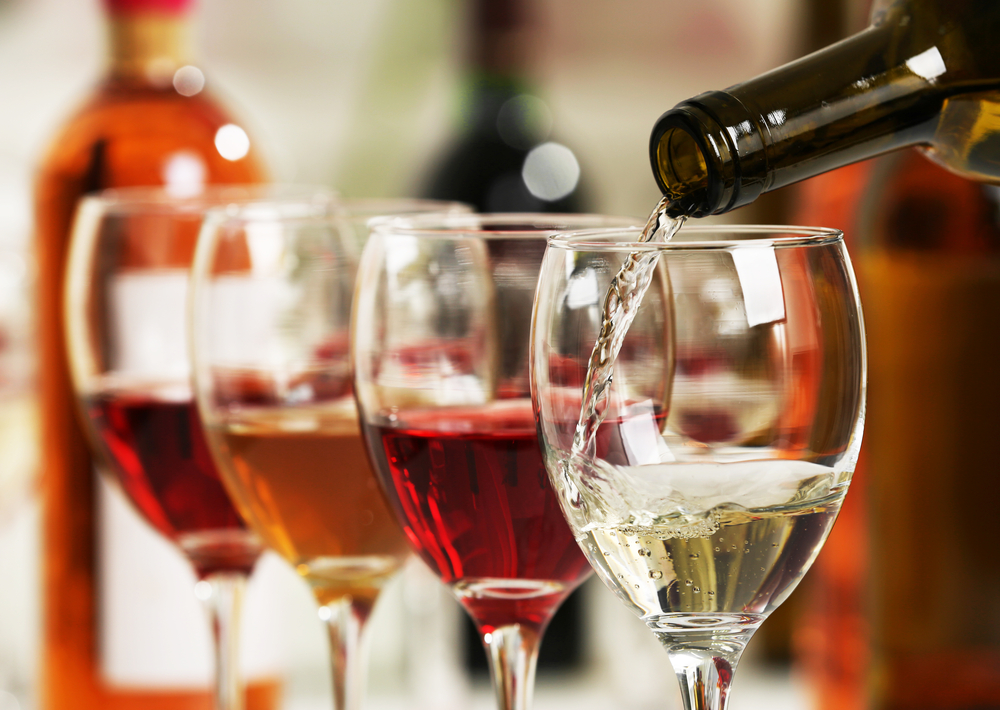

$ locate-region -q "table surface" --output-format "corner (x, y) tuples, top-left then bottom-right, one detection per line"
(286, 665), (811, 710)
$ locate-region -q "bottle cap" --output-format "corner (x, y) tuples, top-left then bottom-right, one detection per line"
(103, 0), (193, 15)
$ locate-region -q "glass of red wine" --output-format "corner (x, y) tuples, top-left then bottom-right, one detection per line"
(351, 213), (638, 710)
(64, 185), (335, 710)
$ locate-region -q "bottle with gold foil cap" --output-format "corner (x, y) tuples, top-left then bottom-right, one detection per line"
(34, 1), (269, 709)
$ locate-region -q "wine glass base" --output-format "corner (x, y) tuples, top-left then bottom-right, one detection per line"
(648, 614), (763, 676)
(644, 612), (765, 634)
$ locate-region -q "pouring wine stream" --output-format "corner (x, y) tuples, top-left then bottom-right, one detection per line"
(571, 196), (684, 460)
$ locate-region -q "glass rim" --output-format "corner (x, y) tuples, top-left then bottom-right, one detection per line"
(79, 184), (338, 215)
(369, 212), (640, 238)
(548, 224), (844, 251)
(338, 197), (472, 219)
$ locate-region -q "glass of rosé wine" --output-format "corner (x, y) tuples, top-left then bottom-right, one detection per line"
(529, 225), (866, 710)
(64, 185), (336, 710)
(189, 199), (466, 710)
(350, 213), (638, 710)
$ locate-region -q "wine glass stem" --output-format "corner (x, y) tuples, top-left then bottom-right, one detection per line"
(660, 631), (753, 710)
(482, 624), (541, 710)
(202, 572), (248, 710)
(670, 652), (734, 710)
(322, 596), (373, 710)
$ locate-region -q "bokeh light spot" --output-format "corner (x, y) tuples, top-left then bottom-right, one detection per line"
(162, 151), (206, 198)
(215, 124), (251, 161)
(173, 65), (205, 96)
(521, 142), (581, 202)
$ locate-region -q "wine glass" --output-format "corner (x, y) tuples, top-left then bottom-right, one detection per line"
(351, 213), (638, 710)
(530, 225), (866, 710)
(190, 199), (465, 710)
(64, 185), (335, 710)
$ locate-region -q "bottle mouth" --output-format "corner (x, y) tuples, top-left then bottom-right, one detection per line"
(649, 92), (767, 217)
(650, 119), (714, 218)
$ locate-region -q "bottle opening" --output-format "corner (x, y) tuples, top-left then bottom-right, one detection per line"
(655, 127), (710, 217)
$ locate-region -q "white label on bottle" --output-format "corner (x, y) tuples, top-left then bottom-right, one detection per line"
(99, 473), (211, 687)
(98, 448), (285, 688)
(108, 270), (190, 381)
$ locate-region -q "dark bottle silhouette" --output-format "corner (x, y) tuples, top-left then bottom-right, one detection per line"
(422, 0), (586, 213)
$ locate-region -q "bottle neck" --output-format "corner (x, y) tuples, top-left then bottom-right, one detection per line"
(106, 13), (193, 86)
(466, 0), (533, 79)
(651, 12), (942, 216)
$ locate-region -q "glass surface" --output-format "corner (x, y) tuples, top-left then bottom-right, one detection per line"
(351, 213), (637, 710)
(64, 185), (335, 710)
(530, 225), (866, 710)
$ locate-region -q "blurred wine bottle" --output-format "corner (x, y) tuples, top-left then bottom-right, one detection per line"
(34, 1), (270, 709)
(797, 149), (1000, 710)
(421, 0), (585, 213)
(421, 0), (586, 674)
(797, 153), (1000, 710)
(792, 158), (873, 710)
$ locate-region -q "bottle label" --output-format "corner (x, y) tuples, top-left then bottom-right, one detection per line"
(98, 474), (284, 687)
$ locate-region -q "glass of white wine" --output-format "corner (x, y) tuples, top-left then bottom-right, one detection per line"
(530, 224), (866, 710)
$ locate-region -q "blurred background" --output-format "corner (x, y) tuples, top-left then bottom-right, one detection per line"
(0, 0), (879, 708)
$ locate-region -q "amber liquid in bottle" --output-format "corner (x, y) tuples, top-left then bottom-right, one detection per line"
(796, 151), (1000, 710)
(35, 8), (270, 710)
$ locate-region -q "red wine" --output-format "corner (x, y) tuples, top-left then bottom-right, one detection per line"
(84, 390), (258, 577)
(362, 401), (591, 631)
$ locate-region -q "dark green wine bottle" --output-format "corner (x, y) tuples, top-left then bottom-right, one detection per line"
(650, 0), (1000, 217)
(422, 0), (586, 213)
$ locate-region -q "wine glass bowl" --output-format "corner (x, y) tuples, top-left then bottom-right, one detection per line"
(352, 213), (639, 710)
(530, 225), (866, 709)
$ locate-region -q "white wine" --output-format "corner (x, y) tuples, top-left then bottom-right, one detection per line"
(573, 460), (846, 637)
